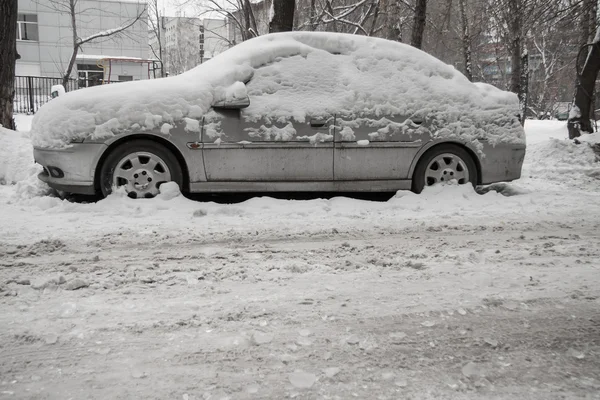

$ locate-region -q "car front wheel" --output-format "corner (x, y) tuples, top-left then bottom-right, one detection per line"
(411, 144), (477, 194)
(100, 140), (183, 199)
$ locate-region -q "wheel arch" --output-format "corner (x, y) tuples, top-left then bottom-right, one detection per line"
(408, 140), (483, 185)
(94, 133), (190, 194)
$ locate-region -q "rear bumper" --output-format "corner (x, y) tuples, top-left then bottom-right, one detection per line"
(33, 143), (107, 195)
(480, 142), (526, 184)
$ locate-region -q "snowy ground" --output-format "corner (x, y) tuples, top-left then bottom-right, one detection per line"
(1, 118), (599, 399)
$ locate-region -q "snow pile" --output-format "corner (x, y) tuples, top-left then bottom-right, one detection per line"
(157, 181), (182, 200)
(576, 131), (600, 145)
(0, 126), (38, 184)
(389, 181), (511, 215)
(521, 121), (600, 188)
(523, 120), (568, 144)
(0, 121), (51, 200)
(31, 32), (523, 150)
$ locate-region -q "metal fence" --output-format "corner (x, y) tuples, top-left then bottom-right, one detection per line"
(13, 76), (78, 114)
(13, 76), (123, 114)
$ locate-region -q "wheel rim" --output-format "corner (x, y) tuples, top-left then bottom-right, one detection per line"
(424, 153), (470, 187)
(112, 151), (172, 198)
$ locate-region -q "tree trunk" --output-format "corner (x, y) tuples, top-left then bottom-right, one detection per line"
(157, 15), (164, 76)
(269, 0), (295, 33)
(242, 0), (251, 39)
(325, 0), (338, 33)
(568, 33), (600, 139)
(410, 0), (427, 49)
(62, 0), (79, 90)
(458, 0), (472, 81)
(580, 0), (597, 48)
(309, 0), (316, 31)
(0, 0), (19, 129)
(385, 0), (403, 42)
(507, 0), (522, 95)
(519, 51), (528, 125)
(246, 0), (259, 36)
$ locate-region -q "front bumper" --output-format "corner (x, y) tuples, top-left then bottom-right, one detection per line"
(33, 143), (107, 195)
(479, 142), (526, 184)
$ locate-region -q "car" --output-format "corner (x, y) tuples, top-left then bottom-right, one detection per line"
(31, 32), (526, 199)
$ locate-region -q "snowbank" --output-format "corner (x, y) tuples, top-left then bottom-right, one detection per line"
(0, 126), (37, 184)
(523, 120), (568, 144)
(0, 120), (50, 199)
(31, 32), (524, 150)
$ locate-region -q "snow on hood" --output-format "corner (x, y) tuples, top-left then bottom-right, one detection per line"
(31, 32), (524, 149)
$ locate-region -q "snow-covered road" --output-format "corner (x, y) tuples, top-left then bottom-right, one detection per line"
(1, 119), (599, 399)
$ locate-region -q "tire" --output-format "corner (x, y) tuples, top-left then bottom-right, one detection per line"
(99, 139), (183, 199)
(411, 144), (478, 194)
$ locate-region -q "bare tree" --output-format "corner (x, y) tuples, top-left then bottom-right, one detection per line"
(0, 0), (19, 129)
(506, 0), (523, 94)
(457, 0), (472, 80)
(527, 6), (578, 118)
(296, 0), (384, 36)
(148, 0), (165, 77)
(270, 0), (296, 32)
(40, 0), (146, 88)
(411, 0), (427, 48)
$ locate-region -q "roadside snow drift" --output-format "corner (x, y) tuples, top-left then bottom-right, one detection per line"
(0, 126), (37, 184)
(31, 32), (524, 149)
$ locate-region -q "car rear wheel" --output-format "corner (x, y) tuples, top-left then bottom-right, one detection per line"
(100, 140), (183, 199)
(411, 144), (477, 194)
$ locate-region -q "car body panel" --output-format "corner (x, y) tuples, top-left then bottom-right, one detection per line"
(189, 179), (412, 192)
(33, 143), (107, 194)
(478, 142), (526, 184)
(33, 127), (525, 195)
(334, 114), (429, 180)
(200, 109), (335, 182)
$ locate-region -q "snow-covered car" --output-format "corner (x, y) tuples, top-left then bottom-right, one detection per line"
(31, 32), (526, 199)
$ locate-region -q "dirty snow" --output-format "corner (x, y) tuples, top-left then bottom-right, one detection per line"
(31, 32), (523, 150)
(1, 118), (600, 398)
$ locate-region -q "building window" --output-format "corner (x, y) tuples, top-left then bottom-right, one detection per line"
(118, 75), (133, 82)
(77, 63), (104, 88)
(17, 14), (39, 41)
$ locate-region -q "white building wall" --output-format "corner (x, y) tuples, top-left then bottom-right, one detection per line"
(16, 0), (149, 81)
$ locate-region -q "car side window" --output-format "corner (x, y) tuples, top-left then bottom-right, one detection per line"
(241, 53), (341, 142)
(202, 109), (245, 144)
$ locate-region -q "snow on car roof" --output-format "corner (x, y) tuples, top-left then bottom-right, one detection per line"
(31, 32), (524, 149)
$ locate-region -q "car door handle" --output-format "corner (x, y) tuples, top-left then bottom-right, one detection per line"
(310, 119), (326, 128)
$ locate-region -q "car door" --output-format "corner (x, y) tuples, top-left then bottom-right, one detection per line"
(201, 55), (337, 182)
(201, 107), (334, 182)
(333, 113), (427, 181)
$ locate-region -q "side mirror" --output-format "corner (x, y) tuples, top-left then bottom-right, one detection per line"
(212, 81), (250, 110)
(213, 96), (250, 109)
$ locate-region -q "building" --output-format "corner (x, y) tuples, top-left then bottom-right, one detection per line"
(16, 0), (150, 86)
(149, 16), (230, 76)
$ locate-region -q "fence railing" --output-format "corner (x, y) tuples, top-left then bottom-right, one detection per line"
(13, 76), (121, 114)
(13, 76), (77, 114)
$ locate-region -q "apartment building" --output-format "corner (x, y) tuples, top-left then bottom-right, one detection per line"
(149, 15), (230, 76)
(16, 0), (150, 86)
